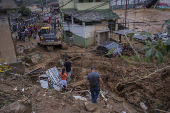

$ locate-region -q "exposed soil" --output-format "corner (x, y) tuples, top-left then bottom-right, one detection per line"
(2, 9), (170, 112)
(2, 37), (170, 113)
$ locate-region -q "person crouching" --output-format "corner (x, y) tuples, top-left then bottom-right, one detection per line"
(59, 68), (70, 92)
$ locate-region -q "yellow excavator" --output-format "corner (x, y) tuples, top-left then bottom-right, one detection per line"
(38, 21), (67, 51)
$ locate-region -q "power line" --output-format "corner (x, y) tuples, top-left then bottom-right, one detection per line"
(69, 1), (110, 18)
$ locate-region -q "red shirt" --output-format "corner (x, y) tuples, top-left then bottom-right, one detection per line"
(59, 72), (67, 80)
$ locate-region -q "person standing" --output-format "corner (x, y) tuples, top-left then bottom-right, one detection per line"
(15, 31), (18, 39)
(64, 58), (72, 78)
(85, 66), (105, 103)
(57, 19), (60, 27)
(59, 68), (70, 92)
(38, 29), (41, 39)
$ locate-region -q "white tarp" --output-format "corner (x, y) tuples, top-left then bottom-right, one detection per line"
(40, 80), (48, 89)
(46, 67), (61, 91)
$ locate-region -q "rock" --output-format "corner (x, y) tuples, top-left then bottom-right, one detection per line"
(107, 99), (123, 113)
(106, 104), (112, 110)
(140, 102), (148, 110)
(121, 111), (126, 113)
(0, 101), (27, 113)
(25, 52), (42, 64)
(61, 103), (65, 106)
(27, 85), (39, 97)
(84, 102), (97, 112)
(35, 97), (41, 102)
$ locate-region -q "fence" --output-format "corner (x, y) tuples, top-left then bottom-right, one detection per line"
(110, 0), (146, 10)
(11, 16), (39, 32)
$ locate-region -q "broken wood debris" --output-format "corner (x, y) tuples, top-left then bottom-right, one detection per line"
(69, 80), (85, 88)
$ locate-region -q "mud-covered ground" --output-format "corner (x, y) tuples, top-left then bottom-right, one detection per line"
(114, 8), (170, 34)
(1, 36), (170, 113)
(1, 9), (170, 113)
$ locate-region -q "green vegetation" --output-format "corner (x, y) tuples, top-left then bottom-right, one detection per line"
(18, 5), (32, 16)
(123, 20), (170, 66)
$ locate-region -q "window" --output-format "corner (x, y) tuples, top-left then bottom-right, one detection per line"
(64, 15), (72, 23)
(79, 0), (83, 3)
(78, 0), (94, 3)
(85, 21), (102, 26)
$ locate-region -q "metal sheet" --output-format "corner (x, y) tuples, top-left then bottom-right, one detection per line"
(46, 67), (61, 91)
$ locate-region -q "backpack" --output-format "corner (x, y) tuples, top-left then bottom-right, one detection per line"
(90, 74), (97, 88)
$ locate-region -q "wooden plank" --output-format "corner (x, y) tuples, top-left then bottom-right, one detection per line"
(69, 80), (85, 87)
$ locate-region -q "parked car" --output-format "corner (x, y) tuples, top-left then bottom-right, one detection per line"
(96, 41), (127, 57)
(43, 16), (51, 23)
(153, 33), (170, 43)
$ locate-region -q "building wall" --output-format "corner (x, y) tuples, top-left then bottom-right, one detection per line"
(84, 21), (108, 45)
(0, 0), (17, 10)
(0, 11), (16, 63)
(110, 0), (145, 9)
(63, 21), (109, 47)
(63, 22), (85, 38)
(59, 0), (74, 9)
(157, 0), (170, 9)
(76, 2), (109, 10)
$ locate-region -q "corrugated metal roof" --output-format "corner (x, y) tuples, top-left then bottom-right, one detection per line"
(62, 9), (120, 22)
(97, 9), (120, 20)
(113, 30), (149, 40)
(113, 30), (136, 36)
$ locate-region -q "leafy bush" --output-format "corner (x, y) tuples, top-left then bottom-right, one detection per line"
(18, 5), (32, 16)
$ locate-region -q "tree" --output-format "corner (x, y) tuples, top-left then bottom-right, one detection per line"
(18, 5), (32, 17)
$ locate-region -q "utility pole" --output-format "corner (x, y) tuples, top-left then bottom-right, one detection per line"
(125, 0), (127, 28)
(125, 0), (127, 29)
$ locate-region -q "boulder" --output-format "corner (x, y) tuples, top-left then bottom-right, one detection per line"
(84, 102), (97, 112)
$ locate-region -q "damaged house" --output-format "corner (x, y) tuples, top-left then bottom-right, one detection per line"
(59, 0), (120, 47)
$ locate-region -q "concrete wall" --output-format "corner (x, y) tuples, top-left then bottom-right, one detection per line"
(0, 11), (16, 63)
(59, 0), (74, 9)
(59, 0), (110, 10)
(76, 2), (109, 10)
(63, 22), (85, 38)
(63, 21), (109, 46)
(84, 21), (108, 38)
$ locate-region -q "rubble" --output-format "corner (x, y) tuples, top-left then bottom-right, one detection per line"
(73, 96), (87, 101)
(25, 52), (42, 65)
(84, 102), (97, 112)
(69, 80), (85, 88)
(0, 101), (27, 113)
(3, 32), (169, 113)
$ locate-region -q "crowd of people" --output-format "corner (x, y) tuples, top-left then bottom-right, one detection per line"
(14, 25), (38, 42)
